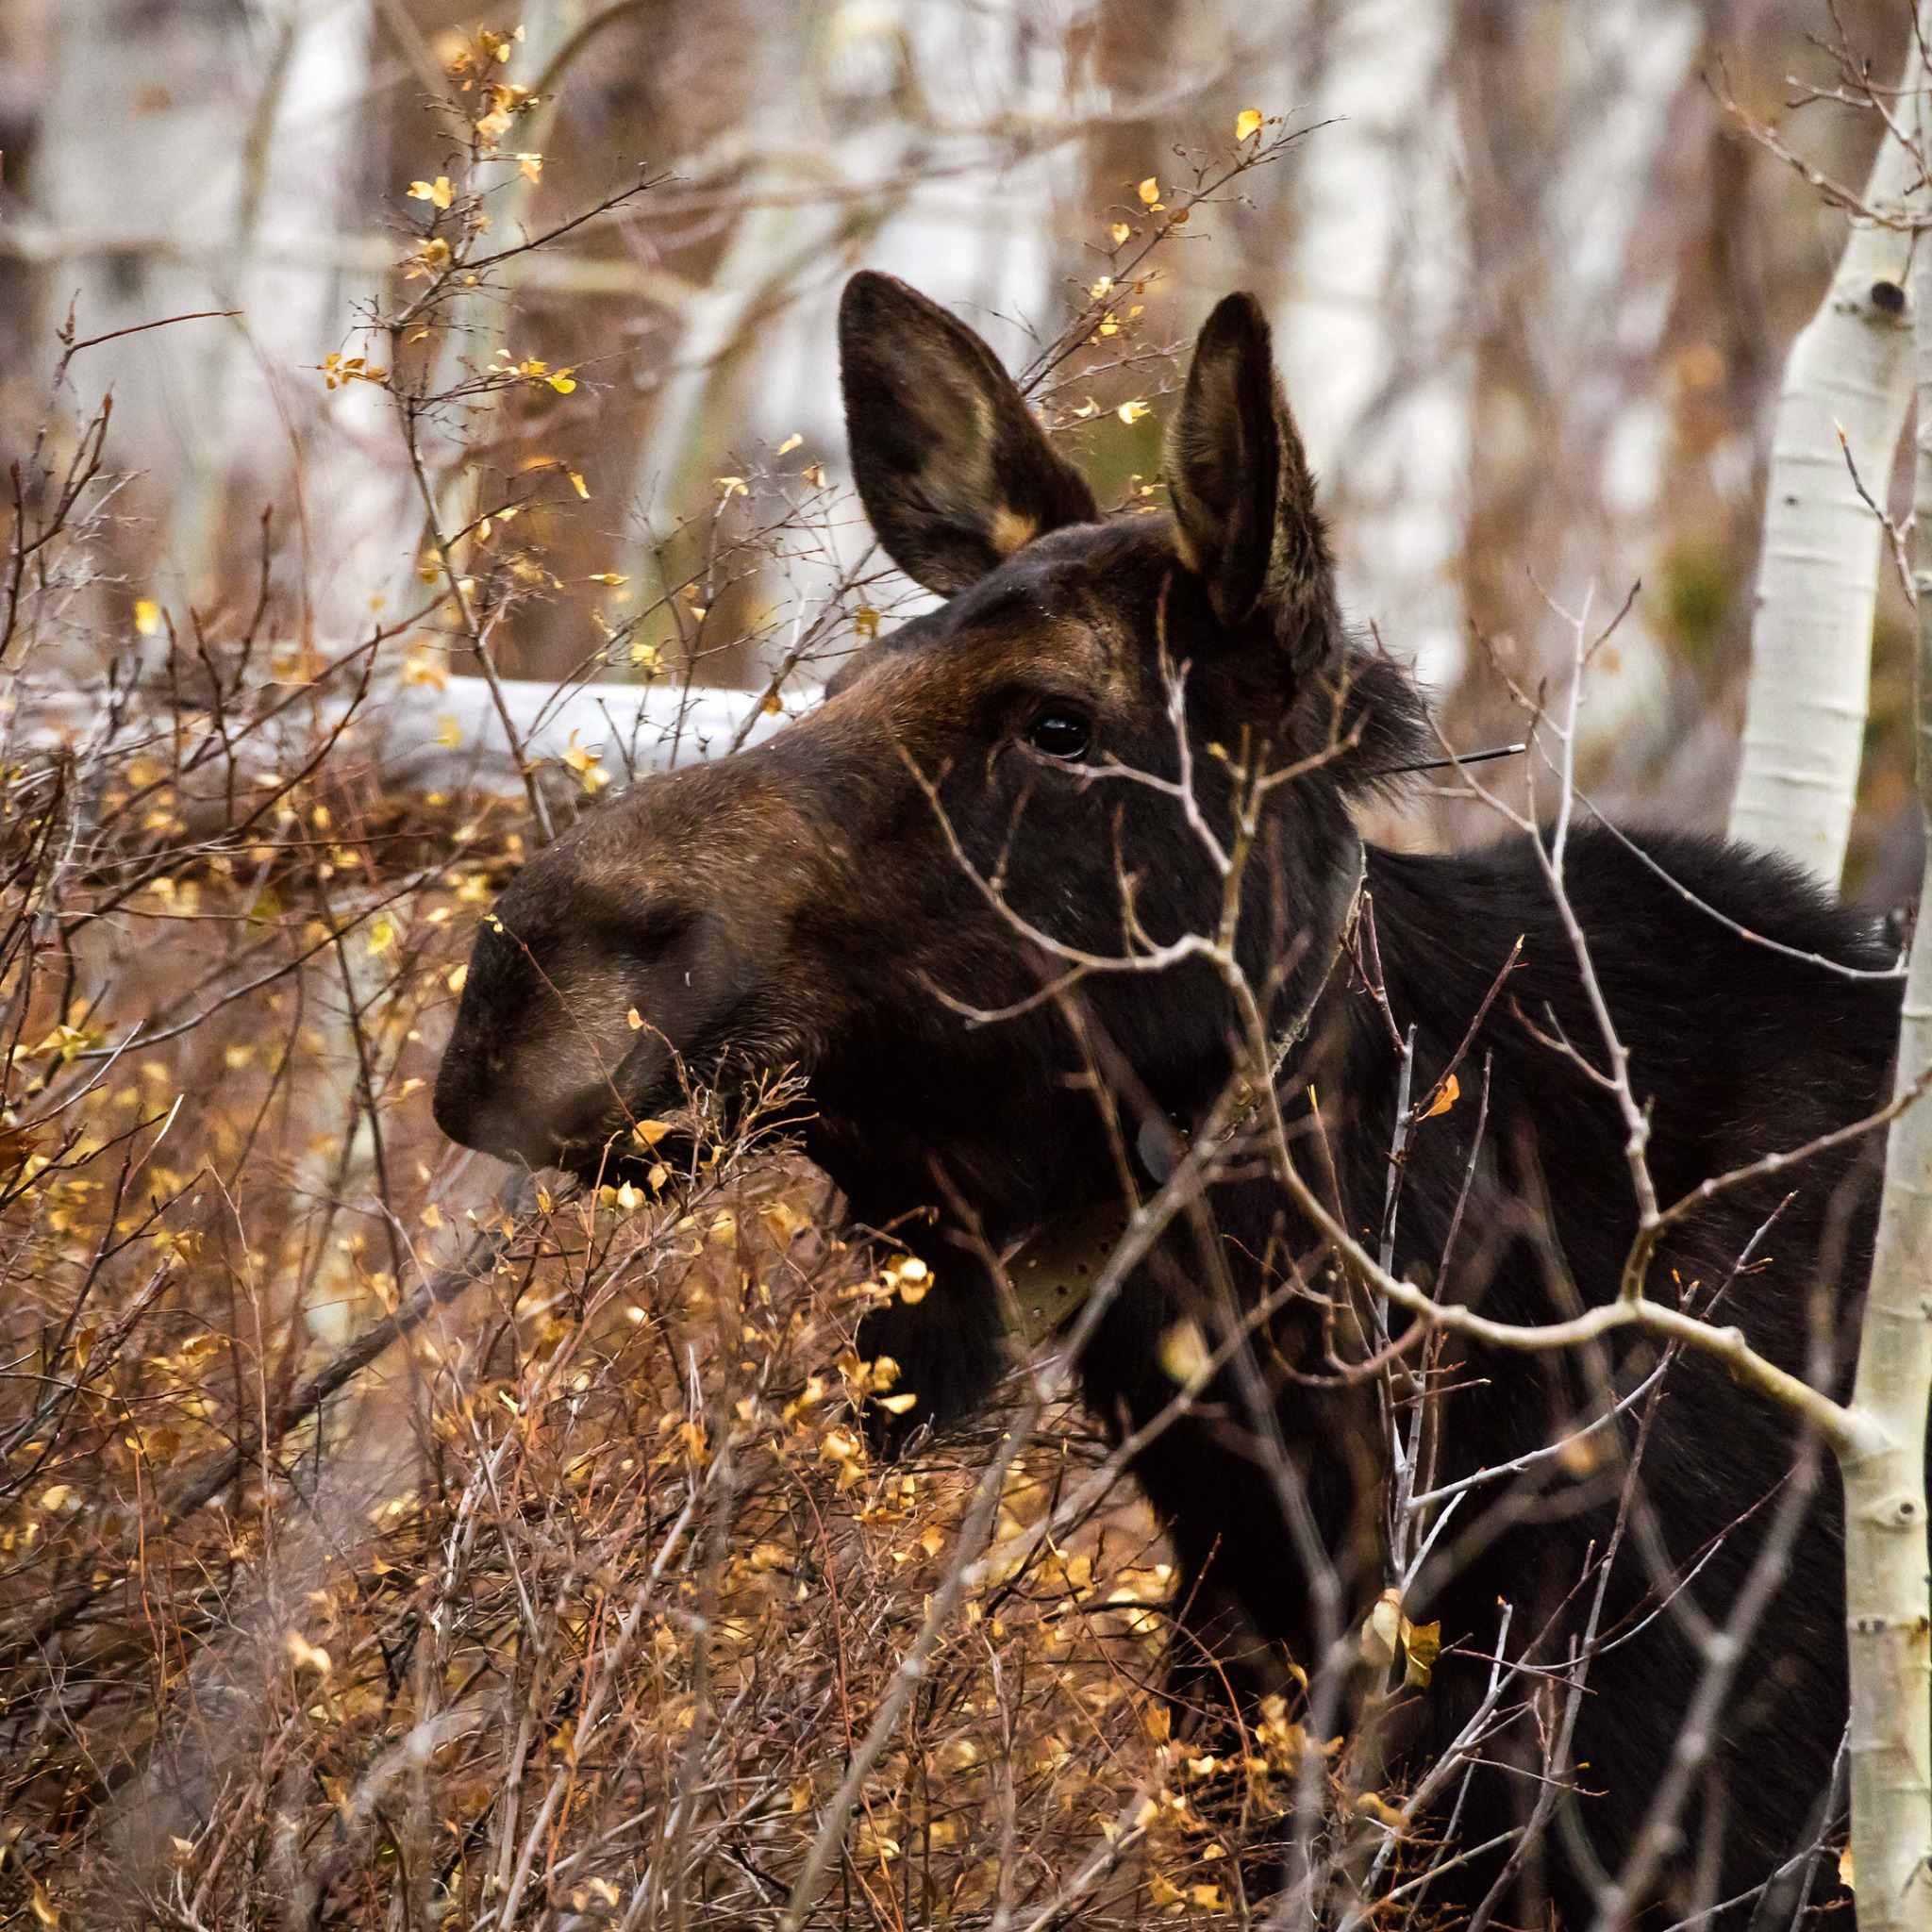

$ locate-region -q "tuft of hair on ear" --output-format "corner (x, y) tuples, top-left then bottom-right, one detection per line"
(839, 272), (1098, 596)
(1315, 641), (1434, 797)
(1163, 292), (1339, 675)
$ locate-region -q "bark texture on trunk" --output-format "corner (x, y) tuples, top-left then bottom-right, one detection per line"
(1727, 39), (1924, 889)
(1840, 42), (1932, 1927)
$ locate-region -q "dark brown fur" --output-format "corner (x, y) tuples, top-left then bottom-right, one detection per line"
(435, 275), (1906, 1924)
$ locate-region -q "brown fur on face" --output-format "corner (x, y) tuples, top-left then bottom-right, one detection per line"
(434, 277), (1420, 1220)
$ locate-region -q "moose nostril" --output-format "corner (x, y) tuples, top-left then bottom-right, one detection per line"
(434, 1084), (555, 1168)
(431, 1058), (486, 1150)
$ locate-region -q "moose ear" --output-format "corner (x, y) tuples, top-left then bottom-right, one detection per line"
(840, 272), (1098, 595)
(1163, 292), (1329, 634)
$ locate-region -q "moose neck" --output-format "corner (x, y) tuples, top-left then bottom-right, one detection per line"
(818, 819), (1375, 1278)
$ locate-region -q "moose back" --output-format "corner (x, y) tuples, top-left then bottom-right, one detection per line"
(434, 273), (1907, 1925)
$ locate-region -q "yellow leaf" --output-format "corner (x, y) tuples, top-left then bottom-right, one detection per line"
(1111, 221), (1131, 244)
(568, 469), (589, 497)
(855, 1823), (899, 1863)
(590, 572), (628, 585)
(421, 1204), (443, 1228)
(1424, 1072), (1459, 1119)
(561, 730), (607, 789)
(775, 432), (803, 456)
(1360, 1587), (1403, 1669)
(134, 598), (162, 637)
(39, 1485), (71, 1512)
(631, 1120), (671, 1146)
(1147, 1873), (1185, 1910)
(882, 1255), (929, 1304)
(367, 914), (398, 956)
(434, 714), (463, 746)
(615, 1181), (641, 1211)
(28, 1878), (58, 1926)
(1840, 1845), (1855, 1890)
(285, 1630), (332, 1676)
(549, 370), (577, 393)
(400, 645), (446, 689)
(876, 1392), (918, 1414)
(760, 1200), (807, 1241)
(715, 475), (747, 498)
(1137, 176), (1161, 205)
(446, 963), (468, 994)
(1158, 1318), (1212, 1387)
(854, 605), (880, 640)
(1090, 275), (1113, 300)
(1117, 399), (1151, 425)
(170, 1835), (197, 1866)
(408, 175), (453, 209)
(1073, 398), (1098, 419)
(1403, 1618), (1441, 1688)
(516, 151), (542, 181)
(1236, 108), (1264, 142)
(626, 1008), (645, 1030)
(1353, 1790), (1405, 1829)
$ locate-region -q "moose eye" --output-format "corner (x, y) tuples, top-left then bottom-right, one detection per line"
(1025, 712), (1090, 759)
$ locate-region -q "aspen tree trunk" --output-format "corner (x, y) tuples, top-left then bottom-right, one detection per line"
(1727, 35), (1926, 891)
(1841, 76), (1932, 1930)
(617, 0), (924, 602)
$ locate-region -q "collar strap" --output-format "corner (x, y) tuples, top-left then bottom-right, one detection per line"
(1003, 1199), (1132, 1347)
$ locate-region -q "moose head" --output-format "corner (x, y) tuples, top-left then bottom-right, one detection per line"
(433, 275), (1423, 1326)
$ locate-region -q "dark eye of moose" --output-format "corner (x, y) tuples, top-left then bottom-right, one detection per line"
(1025, 712), (1091, 760)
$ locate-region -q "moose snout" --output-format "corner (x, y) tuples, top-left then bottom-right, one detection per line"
(431, 836), (781, 1177)
(429, 1080), (553, 1170)
(433, 918), (687, 1174)
(430, 741), (831, 1175)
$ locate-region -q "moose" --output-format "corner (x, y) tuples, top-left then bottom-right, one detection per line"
(434, 273), (1908, 1924)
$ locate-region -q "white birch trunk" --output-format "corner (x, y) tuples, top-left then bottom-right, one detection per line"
(1272, 0), (1465, 697)
(617, 0), (1070, 662)
(1840, 61), (1932, 1931)
(29, 0), (391, 654)
(1726, 38), (1926, 890)
(617, 0), (924, 605)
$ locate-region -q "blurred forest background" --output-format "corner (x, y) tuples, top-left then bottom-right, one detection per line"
(0, 0), (1918, 880)
(0, 2), (1919, 1924)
